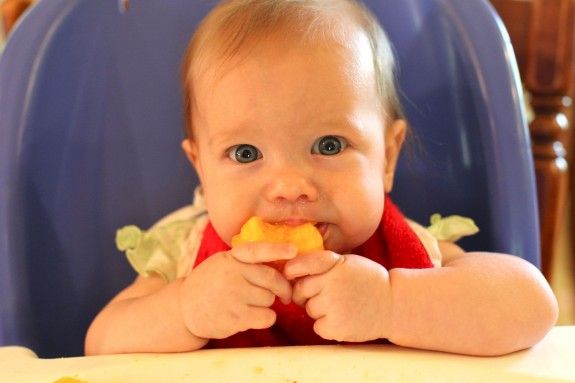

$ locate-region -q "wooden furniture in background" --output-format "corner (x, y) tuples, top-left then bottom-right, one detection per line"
(1, 0), (34, 36)
(491, 0), (574, 280)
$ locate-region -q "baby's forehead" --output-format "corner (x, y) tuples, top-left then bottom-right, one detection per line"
(193, 29), (373, 100)
(191, 15), (369, 82)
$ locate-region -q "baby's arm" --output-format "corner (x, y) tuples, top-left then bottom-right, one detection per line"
(85, 274), (206, 354)
(386, 244), (558, 356)
(286, 244), (558, 356)
(85, 243), (296, 355)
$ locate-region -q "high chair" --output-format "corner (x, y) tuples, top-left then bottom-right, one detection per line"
(0, 0), (539, 357)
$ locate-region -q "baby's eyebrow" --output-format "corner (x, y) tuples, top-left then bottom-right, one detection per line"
(205, 115), (373, 150)
(207, 131), (237, 150)
(206, 124), (259, 148)
(317, 116), (371, 137)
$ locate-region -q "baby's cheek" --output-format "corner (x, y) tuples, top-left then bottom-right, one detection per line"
(207, 222), (241, 249)
(336, 207), (382, 251)
(206, 209), (248, 246)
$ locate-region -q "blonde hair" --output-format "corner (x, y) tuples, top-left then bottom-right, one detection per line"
(181, 0), (403, 138)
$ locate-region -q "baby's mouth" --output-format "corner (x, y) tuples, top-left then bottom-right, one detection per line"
(315, 222), (329, 240)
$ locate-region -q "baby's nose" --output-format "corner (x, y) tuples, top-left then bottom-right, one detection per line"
(264, 171), (319, 204)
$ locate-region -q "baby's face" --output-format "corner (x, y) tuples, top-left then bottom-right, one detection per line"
(184, 29), (404, 253)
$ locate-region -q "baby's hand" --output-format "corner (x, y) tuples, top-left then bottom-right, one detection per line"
(285, 253), (392, 342)
(179, 242), (296, 340)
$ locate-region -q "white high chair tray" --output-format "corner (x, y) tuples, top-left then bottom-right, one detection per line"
(0, 326), (573, 382)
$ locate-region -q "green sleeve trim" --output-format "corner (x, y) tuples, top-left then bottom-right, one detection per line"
(115, 219), (196, 282)
(426, 214), (479, 242)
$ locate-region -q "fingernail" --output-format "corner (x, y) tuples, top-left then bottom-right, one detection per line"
(285, 243), (298, 257)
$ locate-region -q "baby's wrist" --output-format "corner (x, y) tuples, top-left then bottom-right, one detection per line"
(175, 278), (209, 345)
(382, 268), (399, 341)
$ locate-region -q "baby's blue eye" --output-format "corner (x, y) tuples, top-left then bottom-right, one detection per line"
(228, 144), (262, 163)
(312, 136), (347, 156)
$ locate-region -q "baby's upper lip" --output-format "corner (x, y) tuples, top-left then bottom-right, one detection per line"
(268, 218), (328, 240)
(273, 218), (315, 226)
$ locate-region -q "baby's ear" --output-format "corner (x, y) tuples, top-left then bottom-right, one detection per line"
(181, 138), (204, 182)
(384, 119), (406, 193)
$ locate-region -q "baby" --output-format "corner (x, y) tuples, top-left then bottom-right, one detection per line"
(85, 0), (558, 356)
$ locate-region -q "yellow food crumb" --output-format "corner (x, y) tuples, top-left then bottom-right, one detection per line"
(254, 366), (264, 374)
(53, 377), (86, 383)
(232, 217), (324, 252)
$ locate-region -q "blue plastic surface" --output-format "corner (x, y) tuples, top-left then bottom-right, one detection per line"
(0, 0), (539, 357)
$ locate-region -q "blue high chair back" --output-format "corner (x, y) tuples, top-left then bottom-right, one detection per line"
(0, 0), (539, 357)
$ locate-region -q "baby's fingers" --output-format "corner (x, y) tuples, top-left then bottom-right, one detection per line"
(284, 251), (344, 280)
(243, 264), (293, 305)
(292, 274), (323, 307)
(231, 242), (298, 264)
(244, 307), (277, 330)
(245, 285), (279, 308)
(212, 306), (277, 339)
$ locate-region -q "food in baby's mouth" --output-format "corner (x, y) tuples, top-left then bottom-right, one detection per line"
(232, 217), (324, 269)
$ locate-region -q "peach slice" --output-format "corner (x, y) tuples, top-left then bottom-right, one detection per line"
(231, 217), (324, 269)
